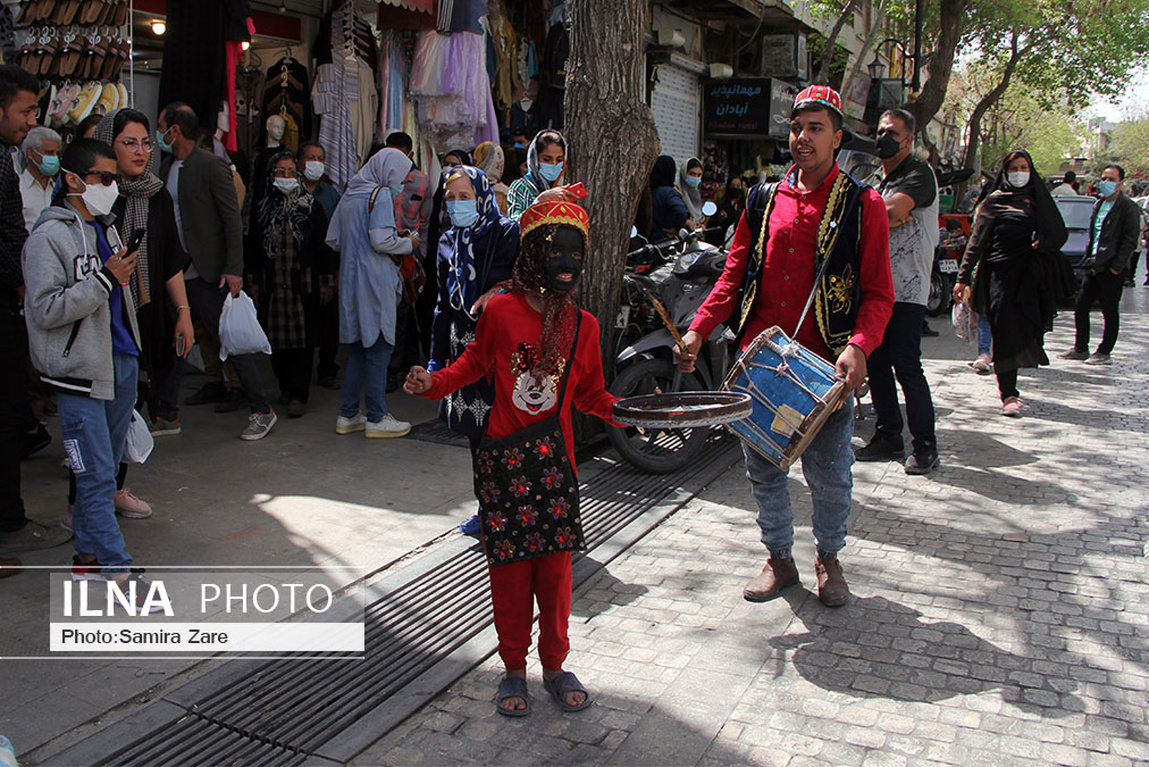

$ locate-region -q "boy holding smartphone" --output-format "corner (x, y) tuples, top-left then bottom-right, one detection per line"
(23, 139), (152, 598)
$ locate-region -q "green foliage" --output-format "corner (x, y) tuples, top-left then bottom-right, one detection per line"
(978, 91), (1083, 176)
(964, 0), (1149, 110)
(1109, 114), (1149, 176)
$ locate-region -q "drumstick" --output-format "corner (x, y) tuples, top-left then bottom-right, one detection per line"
(646, 294), (689, 353)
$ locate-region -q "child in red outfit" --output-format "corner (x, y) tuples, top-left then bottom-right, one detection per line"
(405, 201), (618, 717)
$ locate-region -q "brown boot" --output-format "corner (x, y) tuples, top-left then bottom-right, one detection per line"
(815, 557), (850, 607)
(742, 557), (800, 602)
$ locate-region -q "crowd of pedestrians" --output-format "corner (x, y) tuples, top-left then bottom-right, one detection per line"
(1, 59), (1139, 717)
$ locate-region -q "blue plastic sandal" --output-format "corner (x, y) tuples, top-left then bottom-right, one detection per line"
(495, 676), (530, 717)
(543, 671), (592, 712)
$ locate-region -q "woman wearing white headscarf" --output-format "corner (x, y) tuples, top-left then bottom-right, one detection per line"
(678, 157), (704, 224)
(326, 147), (419, 438)
(472, 141), (509, 214)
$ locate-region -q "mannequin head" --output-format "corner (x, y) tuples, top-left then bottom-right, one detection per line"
(266, 115), (286, 146)
(216, 102), (230, 137)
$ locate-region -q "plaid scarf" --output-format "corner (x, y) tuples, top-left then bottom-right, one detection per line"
(94, 109), (164, 307)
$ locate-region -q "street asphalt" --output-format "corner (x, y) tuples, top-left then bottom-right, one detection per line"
(5, 288), (1148, 766)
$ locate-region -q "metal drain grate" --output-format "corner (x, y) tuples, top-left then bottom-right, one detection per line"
(58, 437), (740, 767)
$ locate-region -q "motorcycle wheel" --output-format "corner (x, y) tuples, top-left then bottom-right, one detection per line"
(606, 357), (711, 474)
(926, 262), (952, 317)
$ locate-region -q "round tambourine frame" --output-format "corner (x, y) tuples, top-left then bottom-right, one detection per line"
(612, 392), (753, 429)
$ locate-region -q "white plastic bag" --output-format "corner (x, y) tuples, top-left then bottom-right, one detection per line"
(218, 290), (272, 360)
(124, 409), (154, 464)
(951, 300), (975, 343)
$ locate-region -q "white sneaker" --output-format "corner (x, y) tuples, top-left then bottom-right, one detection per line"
(336, 413), (367, 435)
(365, 413), (411, 439)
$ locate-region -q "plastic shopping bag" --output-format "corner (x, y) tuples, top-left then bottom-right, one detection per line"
(124, 409), (154, 464)
(951, 300), (975, 342)
(218, 290), (272, 360)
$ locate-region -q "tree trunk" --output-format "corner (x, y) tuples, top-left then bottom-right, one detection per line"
(955, 35), (1025, 202)
(905, 0), (967, 133)
(564, 0), (660, 369)
(960, 35), (1024, 178)
(817, 0), (862, 84)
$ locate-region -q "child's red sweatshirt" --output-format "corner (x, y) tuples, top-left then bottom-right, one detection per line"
(423, 292), (618, 469)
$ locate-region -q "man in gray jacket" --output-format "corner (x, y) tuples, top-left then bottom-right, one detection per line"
(1060, 164), (1141, 366)
(157, 102), (275, 440)
(23, 139), (151, 595)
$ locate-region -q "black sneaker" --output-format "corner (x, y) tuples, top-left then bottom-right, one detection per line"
(904, 447), (940, 475)
(854, 434), (905, 461)
(214, 389), (245, 413)
(184, 382), (228, 406)
(921, 323), (940, 338)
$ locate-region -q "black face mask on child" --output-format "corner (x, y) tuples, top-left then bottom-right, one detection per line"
(543, 228), (584, 293)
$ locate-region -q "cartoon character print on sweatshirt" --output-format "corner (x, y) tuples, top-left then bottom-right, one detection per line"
(509, 342), (565, 415)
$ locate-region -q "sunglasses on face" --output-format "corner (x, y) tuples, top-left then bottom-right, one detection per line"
(81, 170), (118, 186)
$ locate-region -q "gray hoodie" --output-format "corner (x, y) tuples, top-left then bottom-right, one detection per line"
(23, 204), (141, 400)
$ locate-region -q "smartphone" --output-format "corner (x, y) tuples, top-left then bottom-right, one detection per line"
(567, 182), (587, 200)
(125, 227), (146, 254)
(175, 334), (186, 357)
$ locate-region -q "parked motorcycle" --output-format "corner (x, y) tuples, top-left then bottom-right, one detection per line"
(608, 206), (734, 473)
(927, 240), (963, 316)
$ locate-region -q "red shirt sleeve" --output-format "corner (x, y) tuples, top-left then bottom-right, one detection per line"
(688, 211), (751, 338)
(570, 311), (621, 426)
(424, 305), (498, 400)
(847, 188), (895, 356)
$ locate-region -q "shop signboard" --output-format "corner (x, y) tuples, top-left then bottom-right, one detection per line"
(704, 77), (791, 140)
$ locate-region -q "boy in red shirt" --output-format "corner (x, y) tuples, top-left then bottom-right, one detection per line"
(406, 201), (617, 716)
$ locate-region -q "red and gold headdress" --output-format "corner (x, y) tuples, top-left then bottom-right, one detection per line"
(792, 84), (843, 118)
(519, 200), (589, 240)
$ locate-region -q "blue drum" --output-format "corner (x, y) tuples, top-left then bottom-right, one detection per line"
(721, 326), (848, 470)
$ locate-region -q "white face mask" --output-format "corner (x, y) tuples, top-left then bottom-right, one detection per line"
(273, 177), (299, 194)
(302, 161), (325, 183)
(74, 178), (120, 217)
(1007, 171), (1030, 189)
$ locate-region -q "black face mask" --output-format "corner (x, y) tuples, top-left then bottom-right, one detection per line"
(543, 227), (584, 293)
(875, 131), (901, 159)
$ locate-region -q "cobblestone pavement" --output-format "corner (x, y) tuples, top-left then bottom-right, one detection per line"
(353, 292), (1149, 766)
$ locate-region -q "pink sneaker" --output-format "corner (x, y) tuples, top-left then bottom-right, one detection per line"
(114, 488), (153, 519)
(970, 354), (992, 374)
(1001, 396), (1023, 418)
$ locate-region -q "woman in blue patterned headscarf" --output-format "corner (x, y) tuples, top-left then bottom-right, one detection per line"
(431, 165), (521, 443)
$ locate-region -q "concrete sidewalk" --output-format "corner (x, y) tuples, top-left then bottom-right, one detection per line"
(5, 291), (1149, 766)
(355, 293), (1149, 766)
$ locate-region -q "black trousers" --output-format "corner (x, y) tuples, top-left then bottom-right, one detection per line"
(0, 310), (28, 532)
(996, 368), (1019, 401)
(317, 294), (339, 380)
(271, 347), (313, 403)
(184, 277), (269, 413)
(1073, 270), (1124, 354)
(867, 302), (937, 452)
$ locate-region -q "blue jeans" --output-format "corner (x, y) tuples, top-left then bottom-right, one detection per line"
(867, 302), (936, 453)
(340, 335), (393, 422)
(977, 313), (993, 357)
(58, 355), (138, 573)
(742, 396), (854, 560)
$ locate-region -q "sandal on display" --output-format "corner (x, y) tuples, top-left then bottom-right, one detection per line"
(495, 676), (530, 717)
(543, 671), (592, 713)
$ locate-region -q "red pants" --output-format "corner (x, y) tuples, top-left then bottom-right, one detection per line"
(487, 551), (572, 671)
